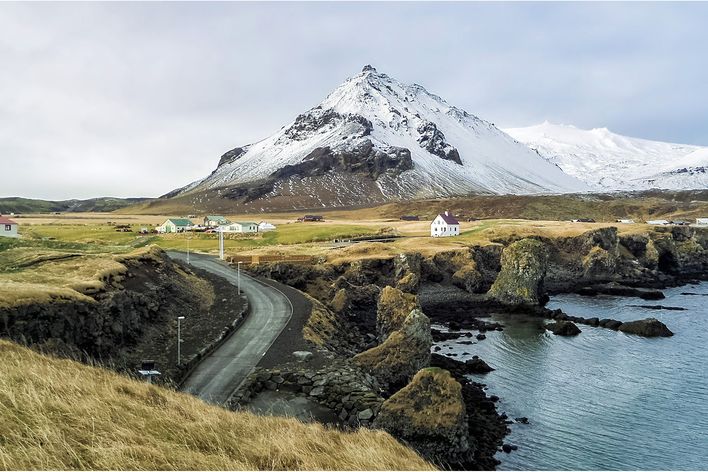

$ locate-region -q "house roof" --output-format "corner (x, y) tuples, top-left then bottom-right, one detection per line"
(436, 212), (459, 225)
(234, 221), (258, 226)
(166, 218), (192, 226)
(0, 215), (17, 225)
(206, 215), (228, 221)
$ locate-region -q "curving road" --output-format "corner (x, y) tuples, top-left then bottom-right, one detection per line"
(167, 251), (292, 404)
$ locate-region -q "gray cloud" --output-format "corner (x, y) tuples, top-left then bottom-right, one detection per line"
(1, 2), (706, 199)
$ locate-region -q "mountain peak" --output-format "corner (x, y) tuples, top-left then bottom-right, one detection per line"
(170, 69), (588, 210)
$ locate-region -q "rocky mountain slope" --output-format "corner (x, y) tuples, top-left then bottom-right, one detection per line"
(504, 122), (708, 191)
(169, 66), (587, 211)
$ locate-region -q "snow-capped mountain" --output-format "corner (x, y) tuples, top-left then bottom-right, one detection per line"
(504, 122), (708, 191)
(173, 66), (587, 209)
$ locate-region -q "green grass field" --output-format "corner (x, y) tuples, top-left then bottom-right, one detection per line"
(15, 222), (383, 254)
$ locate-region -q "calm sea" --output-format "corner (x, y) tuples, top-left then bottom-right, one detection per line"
(436, 281), (708, 470)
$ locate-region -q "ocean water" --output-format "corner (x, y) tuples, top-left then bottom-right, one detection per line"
(436, 281), (708, 470)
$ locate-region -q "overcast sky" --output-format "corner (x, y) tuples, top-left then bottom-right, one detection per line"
(1, 2), (707, 200)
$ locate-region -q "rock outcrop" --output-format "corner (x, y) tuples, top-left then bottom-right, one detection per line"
(488, 239), (549, 305)
(376, 286), (419, 341)
(618, 318), (673, 337)
(353, 308), (432, 391)
(373, 368), (471, 466)
(546, 320), (582, 336)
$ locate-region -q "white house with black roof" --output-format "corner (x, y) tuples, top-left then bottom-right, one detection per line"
(430, 211), (460, 237)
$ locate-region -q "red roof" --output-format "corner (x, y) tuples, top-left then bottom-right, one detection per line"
(437, 211), (459, 225)
(0, 215), (17, 225)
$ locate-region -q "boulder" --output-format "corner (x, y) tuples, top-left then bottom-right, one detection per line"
(452, 262), (485, 294)
(488, 239), (549, 305)
(293, 351), (313, 362)
(464, 356), (494, 373)
(354, 308), (432, 391)
(373, 368), (471, 464)
(618, 318), (673, 337)
(546, 320), (581, 336)
(376, 286), (419, 341)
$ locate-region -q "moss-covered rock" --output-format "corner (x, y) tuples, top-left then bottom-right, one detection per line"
(376, 286), (419, 341)
(394, 253), (423, 293)
(451, 261), (485, 293)
(488, 238), (549, 305)
(353, 308), (432, 391)
(582, 246), (617, 279)
(373, 368), (471, 465)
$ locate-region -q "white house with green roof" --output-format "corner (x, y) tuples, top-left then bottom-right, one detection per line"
(157, 218), (193, 233)
(218, 221), (258, 233)
(203, 215), (230, 227)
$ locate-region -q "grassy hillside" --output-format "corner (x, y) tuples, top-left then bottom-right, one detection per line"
(0, 340), (433, 470)
(120, 189), (708, 222)
(0, 196), (151, 214)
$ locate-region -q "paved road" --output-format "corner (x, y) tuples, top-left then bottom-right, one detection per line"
(168, 251), (292, 404)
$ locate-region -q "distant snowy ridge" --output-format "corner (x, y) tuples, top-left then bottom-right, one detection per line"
(504, 122), (708, 191)
(177, 66), (588, 207)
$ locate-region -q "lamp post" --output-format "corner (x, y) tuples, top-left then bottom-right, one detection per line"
(187, 234), (191, 265)
(237, 261), (242, 294)
(177, 316), (185, 365)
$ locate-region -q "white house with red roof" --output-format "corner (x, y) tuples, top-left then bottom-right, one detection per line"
(0, 215), (19, 238)
(431, 211), (460, 237)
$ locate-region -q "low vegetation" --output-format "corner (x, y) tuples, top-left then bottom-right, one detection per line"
(0, 340), (433, 470)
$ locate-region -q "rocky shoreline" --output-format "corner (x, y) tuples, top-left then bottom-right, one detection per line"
(241, 224), (707, 468)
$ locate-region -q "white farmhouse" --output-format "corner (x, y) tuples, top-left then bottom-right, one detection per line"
(218, 221), (258, 233)
(203, 215), (229, 227)
(696, 218), (708, 226)
(431, 211), (460, 237)
(647, 219), (670, 226)
(0, 215), (19, 238)
(258, 221), (277, 232)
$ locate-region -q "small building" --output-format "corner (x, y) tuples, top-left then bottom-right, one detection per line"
(258, 221), (277, 232)
(157, 218), (193, 233)
(297, 215), (324, 222)
(571, 218), (596, 223)
(0, 215), (19, 238)
(431, 211), (460, 237)
(400, 215), (419, 221)
(696, 218), (708, 226)
(204, 215), (229, 227)
(219, 222), (258, 233)
(647, 219), (670, 226)
(616, 219), (635, 224)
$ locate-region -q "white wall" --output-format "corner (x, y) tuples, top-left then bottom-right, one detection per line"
(1, 223), (19, 238)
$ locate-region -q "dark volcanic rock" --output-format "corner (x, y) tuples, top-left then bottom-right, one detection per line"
(465, 356), (494, 373)
(546, 320), (582, 336)
(618, 318), (674, 337)
(217, 146), (248, 167)
(416, 121), (462, 165)
(271, 139), (413, 181)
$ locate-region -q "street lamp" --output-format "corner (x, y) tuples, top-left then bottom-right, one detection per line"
(237, 261), (242, 294)
(177, 316), (185, 365)
(186, 234), (191, 265)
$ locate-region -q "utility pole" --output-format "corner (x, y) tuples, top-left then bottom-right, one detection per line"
(177, 316), (185, 365)
(237, 261), (242, 294)
(219, 229), (225, 260)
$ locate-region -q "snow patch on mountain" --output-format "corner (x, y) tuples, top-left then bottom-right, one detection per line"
(181, 66), (587, 202)
(505, 122), (708, 191)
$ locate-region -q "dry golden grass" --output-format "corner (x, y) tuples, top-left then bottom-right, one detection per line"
(0, 340), (433, 471)
(0, 245), (161, 309)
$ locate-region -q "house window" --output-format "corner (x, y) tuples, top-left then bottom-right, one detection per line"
(4, 225), (10, 231)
